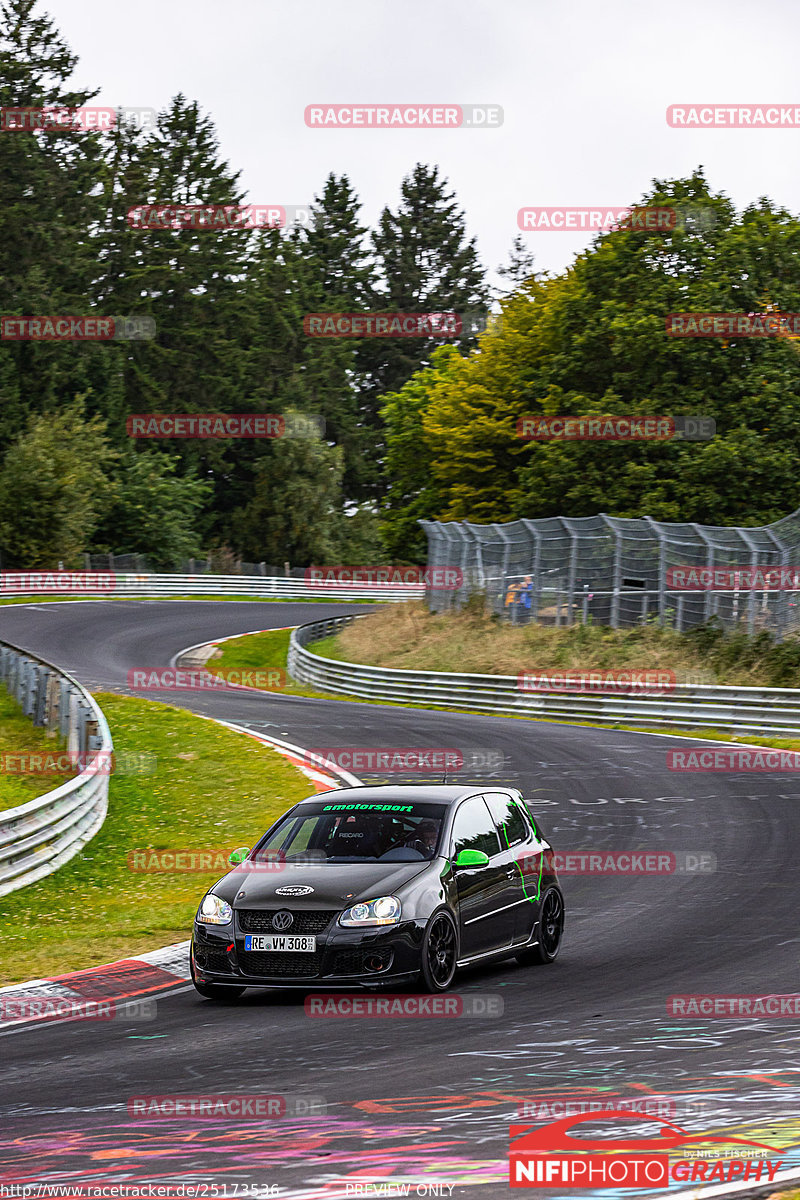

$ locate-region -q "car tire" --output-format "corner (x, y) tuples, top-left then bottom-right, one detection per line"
(515, 887), (564, 966)
(191, 956), (246, 1000)
(419, 908), (458, 993)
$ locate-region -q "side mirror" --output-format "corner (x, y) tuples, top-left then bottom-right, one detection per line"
(228, 846), (251, 866)
(455, 848), (490, 869)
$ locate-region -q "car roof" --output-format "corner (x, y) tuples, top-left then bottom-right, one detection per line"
(297, 785), (517, 807)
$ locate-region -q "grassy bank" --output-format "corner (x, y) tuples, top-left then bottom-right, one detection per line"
(312, 601), (800, 689)
(0, 693), (314, 985)
(205, 628), (322, 698)
(0, 685), (73, 813)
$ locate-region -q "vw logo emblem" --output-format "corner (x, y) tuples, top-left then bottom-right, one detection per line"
(275, 885), (314, 896)
(271, 911), (294, 932)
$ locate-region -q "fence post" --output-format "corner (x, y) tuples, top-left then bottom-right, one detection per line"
(738, 529), (760, 636)
(33, 666), (49, 726)
(692, 525), (715, 628)
(557, 519), (578, 625)
(764, 529), (789, 641)
(521, 519), (542, 622)
(599, 514), (621, 629)
(644, 518), (667, 625)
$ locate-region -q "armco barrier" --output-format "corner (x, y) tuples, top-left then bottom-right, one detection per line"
(288, 616), (800, 737)
(0, 642), (112, 897)
(0, 574), (425, 601)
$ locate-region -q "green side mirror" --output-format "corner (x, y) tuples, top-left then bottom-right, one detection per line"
(228, 846), (251, 866)
(455, 848), (490, 868)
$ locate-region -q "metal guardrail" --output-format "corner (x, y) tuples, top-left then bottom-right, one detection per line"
(0, 642), (113, 898)
(288, 615), (800, 737)
(1, 573), (424, 602)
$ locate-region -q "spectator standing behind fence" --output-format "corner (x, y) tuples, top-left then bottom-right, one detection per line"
(504, 579), (521, 621)
(517, 575), (533, 624)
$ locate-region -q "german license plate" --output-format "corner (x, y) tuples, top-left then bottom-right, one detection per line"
(243, 934), (316, 952)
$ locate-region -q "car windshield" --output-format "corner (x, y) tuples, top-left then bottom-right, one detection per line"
(251, 800), (447, 864)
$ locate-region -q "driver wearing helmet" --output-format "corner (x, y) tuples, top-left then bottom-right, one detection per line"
(406, 818), (440, 859)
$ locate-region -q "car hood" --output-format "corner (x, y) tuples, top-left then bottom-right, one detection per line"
(213, 859), (439, 908)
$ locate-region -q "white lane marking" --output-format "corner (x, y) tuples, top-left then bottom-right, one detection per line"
(213, 720), (363, 788)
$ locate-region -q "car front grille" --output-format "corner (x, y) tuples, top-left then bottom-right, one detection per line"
(237, 909), (336, 935)
(239, 949), (323, 978)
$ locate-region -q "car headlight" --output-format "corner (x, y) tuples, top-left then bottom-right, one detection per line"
(339, 895), (402, 927)
(197, 893), (232, 925)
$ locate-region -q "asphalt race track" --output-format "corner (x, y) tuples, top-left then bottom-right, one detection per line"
(1, 600), (799, 1198)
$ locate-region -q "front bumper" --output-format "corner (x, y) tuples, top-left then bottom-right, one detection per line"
(192, 918), (426, 989)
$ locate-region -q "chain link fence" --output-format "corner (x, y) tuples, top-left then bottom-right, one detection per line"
(421, 510), (800, 639)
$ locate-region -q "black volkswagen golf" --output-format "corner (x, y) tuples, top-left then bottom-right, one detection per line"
(191, 785), (564, 997)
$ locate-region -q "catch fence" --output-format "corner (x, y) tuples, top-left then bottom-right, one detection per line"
(421, 509), (800, 638)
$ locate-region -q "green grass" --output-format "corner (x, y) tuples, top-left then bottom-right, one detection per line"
(0, 685), (73, 813)
(0, 693), (315, 985)
(207, 629), (328, 699)
(311, 633), (350, 661)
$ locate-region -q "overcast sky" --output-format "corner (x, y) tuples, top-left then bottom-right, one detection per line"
(56, 0), (800, 286)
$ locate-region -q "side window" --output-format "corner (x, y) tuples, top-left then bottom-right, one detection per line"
(483, 792), (528, 848)
(451, 796), (503, 860)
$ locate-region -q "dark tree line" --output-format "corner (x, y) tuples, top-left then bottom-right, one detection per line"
(0, 0), (490, 566)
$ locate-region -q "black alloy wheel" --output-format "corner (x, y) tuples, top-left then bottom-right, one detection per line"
(420, 909), (458, 992)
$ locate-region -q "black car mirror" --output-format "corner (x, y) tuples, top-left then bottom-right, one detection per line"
(455, 848), (490, 869)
